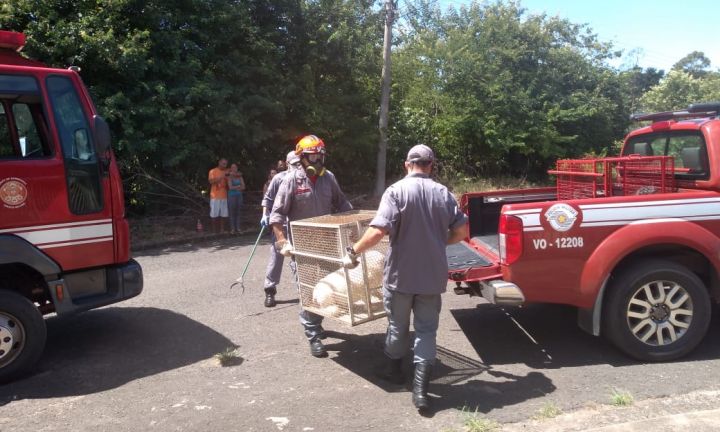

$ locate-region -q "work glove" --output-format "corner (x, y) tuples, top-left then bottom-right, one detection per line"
(341, 246), (360, 269)
(260, 214), (269, 228)
(276, 239), (294, 257)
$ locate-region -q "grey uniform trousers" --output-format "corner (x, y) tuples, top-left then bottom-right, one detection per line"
(288, 255), (324, 341)
(263, 229), (286, 295)
(299, 309), (324, 342)
(382, 287), (442, 364)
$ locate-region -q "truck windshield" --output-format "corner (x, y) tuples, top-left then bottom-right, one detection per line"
(625, 131), (708, 179)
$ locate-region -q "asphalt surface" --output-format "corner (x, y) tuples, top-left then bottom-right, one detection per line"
(2, 234), (720, 431)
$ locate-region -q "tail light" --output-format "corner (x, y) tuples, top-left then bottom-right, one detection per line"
(650, 120), (672, 131)
(499, 214), (523, 265)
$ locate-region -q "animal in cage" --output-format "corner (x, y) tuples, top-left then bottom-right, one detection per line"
(312, 250), (385, 311)
(291, 210), (389, 325)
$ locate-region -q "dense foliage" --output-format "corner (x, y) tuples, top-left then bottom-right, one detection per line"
(391, 2), (628, 180)
(1, 0), (718, 214)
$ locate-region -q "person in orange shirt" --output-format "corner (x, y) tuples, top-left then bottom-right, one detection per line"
(208, 158), (229, 233)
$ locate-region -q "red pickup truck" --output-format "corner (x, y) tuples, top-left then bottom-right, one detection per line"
(447, 102), (720, 362)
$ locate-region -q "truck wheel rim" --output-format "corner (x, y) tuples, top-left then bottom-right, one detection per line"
(626, 280), (693, 346)
(0, 311), (25, 368)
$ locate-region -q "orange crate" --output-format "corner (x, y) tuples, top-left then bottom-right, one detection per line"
(549, 156), (675, 200)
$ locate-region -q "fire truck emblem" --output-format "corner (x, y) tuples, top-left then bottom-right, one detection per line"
(0, 177), (28, 209)
(545, 203), (578, 232)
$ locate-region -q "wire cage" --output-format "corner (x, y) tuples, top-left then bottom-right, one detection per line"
(290, 210), (388, 326)
(549, 156), (675, 200)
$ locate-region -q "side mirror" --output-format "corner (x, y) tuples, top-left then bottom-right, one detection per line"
(93, 115), (111, 157)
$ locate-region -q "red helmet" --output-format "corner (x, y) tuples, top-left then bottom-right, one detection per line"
(295, 135), (325, 155)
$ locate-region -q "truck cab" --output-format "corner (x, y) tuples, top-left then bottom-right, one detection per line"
(0, 30), (142, 382)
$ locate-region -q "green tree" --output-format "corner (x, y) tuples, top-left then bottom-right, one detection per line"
(282, 0), (383, 188)
(2, 0), (287, 213)
(1, 0), (662, 211)
(639, 70), (720, 112)
(619, 66), (665, 115)
(391, 0), (626, 180)
(672, 51), (712, 78)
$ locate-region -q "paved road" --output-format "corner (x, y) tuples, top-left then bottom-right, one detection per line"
(2, 235), (720, 431)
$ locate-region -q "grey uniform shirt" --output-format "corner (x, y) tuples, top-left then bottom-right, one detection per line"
(262, 170), (288, 211)
(269, 168), (352, 226)
(370, 173), (467, 295)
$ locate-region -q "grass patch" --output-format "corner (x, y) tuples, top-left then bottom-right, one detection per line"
(129, 215), (200, 246)
(532, 402), (562, 420)
(461, 407), (501, 432)
(214, 347), (243, 367)
(447, 175), (548, 197)
(610, 389), (634, 406)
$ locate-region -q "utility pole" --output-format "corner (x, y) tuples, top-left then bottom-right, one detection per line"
(374, 0), (395, 197)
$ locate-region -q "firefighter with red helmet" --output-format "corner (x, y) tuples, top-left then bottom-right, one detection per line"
(269, 134), (352, 357)
(294, 134), (327, 176)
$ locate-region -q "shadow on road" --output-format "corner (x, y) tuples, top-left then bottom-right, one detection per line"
(452, 303), (720, 368)
(134, 232), (273, 257)
(0, 307), (237, 403)
(324, 330), (555, 415)
(322, 301), (720, 416)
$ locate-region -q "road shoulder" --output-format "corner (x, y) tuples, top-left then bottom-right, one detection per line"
(503, 389), (720, 432)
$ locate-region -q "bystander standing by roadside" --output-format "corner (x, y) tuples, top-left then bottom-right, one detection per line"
(208, 158), (229, 233)
(227, 163), (246, 234)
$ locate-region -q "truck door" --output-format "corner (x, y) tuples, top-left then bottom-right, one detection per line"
(0, 73), (69, 252)
(1, 72), (115, 270)
(43, 74), (115, 270)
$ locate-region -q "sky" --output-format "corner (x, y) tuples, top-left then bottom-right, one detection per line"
(435, 0), (720, 72)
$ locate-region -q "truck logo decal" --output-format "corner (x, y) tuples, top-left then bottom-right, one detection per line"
(545, 203), (578, 232)
(0, 177), (28, 209)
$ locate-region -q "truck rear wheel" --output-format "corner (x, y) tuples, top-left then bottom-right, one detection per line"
(604, 259), (710, 362)
(0, 289), (47, 383)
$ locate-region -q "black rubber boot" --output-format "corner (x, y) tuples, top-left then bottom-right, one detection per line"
(375, 356), (404, 384)
(310, 339), (328, 358)
(412, 361), (432, 411)
(264, 293), (276, 308)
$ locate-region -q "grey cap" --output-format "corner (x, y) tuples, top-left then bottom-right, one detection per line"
(286, 150), (300, 165)
(406, 144), (435, 162)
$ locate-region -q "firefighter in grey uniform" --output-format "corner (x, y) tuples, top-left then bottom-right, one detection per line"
(260, 150), (302, 308)
(269, 134), (353, 357)
(343, 144), (467, 411)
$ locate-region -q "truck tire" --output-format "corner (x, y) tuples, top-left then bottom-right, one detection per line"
(0, 289), (47, 383)
(604, 259), (710, 362)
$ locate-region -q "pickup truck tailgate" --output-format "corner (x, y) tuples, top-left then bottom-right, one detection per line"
(446, 237), (501, 282)
(447, 187), (557, 283)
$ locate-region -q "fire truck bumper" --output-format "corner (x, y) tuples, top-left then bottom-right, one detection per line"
(49, 259), (143, 315)
(480, 280), (525, 306)
(114, 259), (143, 300)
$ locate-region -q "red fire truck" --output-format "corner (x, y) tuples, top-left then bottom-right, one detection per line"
(0, 30), (142, 382)
(448, 102), (720, 362)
